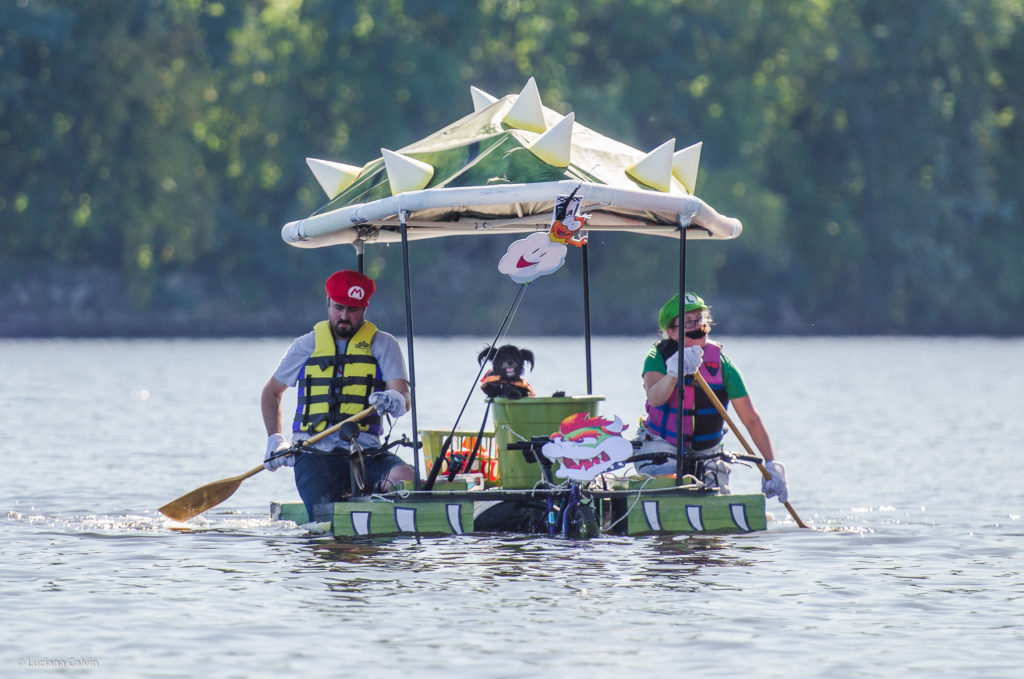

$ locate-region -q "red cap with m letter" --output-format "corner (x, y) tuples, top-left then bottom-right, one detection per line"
(325, 270), (375, 308)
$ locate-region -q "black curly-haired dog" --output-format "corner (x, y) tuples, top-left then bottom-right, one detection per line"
(478, 344), (535, 399)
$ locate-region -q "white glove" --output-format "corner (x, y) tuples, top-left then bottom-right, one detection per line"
(665, 345), (704, 377)
(761, 460), (789, 504)
(368, 389), (407, 418)
(264, 433), (294, 471)
(682, 345), (703, 375)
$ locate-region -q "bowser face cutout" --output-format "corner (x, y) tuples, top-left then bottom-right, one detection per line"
(541, 412), (632, 482)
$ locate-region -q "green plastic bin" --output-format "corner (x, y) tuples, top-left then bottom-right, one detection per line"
(493, 395), (605, 489)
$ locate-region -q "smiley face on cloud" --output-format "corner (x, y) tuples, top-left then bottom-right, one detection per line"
(497, 231), (567, 284)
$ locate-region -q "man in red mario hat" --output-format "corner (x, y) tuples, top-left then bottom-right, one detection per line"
(260, 270), (414, 521)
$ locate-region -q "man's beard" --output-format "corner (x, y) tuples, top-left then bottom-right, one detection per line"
(332, 320), (357, 339)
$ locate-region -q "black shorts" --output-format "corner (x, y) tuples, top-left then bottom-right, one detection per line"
(293, 449), (407, 521)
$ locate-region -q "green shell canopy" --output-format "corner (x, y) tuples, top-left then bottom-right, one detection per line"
(282, 80), (742, 249)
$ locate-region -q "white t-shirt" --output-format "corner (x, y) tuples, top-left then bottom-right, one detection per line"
(274, 324), (408, 450)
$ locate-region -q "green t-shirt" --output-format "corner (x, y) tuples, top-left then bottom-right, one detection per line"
(643, 342), (749, 400)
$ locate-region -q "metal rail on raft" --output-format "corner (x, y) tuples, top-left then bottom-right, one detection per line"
(399, 209), (422, 488)
(675, 215), (690, 486)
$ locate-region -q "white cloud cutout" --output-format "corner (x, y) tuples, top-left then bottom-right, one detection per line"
(497, 232), (567, 284)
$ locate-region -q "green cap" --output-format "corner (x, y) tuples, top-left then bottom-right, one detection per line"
(658, 292), (709, 331)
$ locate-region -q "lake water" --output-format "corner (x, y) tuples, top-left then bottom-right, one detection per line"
(2, 336), (1022, 678)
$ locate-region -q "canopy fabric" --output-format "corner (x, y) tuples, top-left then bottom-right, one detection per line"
(281, 92), (742, 249)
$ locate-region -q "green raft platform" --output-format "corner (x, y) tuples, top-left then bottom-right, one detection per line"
(271, 395), (768, 539)
(261, 81), (786, 540)
(271, 487), (767, 538)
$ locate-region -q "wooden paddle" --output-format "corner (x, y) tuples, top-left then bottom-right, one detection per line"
(691, 372), (809, 529)
(158, 406), (376, 522)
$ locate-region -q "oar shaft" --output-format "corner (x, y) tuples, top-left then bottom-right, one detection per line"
(691, 374), (763, 474)
(239, 465), (266, 481)
(302, 406), (376, 447)
(692, 372), (809, 529)
(264, 406), (377, 464)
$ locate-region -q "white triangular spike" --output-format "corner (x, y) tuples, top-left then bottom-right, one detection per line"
(381, 148), (434, 195)
(470, 85), (498, 112)
(527, 112), (574, 167)
(502, 77), (546, 133)
(625, 138), (676, 192)
(672, 142), (703, 194)
(305, 157), (362, 198)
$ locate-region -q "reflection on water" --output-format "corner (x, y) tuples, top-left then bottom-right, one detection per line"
(2, 337), (1023, 678)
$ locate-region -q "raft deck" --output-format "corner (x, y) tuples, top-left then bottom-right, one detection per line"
(271, 486), (767, 538)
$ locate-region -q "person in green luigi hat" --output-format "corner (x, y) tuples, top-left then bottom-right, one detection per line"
(637, 292), (789, 504)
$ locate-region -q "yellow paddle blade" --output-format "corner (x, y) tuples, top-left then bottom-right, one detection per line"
(157, 406), (377, 522)
(158, 465), (264, 522)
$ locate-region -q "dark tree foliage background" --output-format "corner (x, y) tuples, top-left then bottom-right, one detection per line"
(2, 0), (1022, 336)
